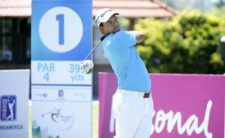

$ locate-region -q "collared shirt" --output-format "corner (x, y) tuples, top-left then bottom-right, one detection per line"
(102, 31), (151, 93)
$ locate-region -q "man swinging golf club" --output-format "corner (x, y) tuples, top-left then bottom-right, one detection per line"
(94, 8), (154, 138)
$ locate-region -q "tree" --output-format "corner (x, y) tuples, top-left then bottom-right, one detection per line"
(135, 9), (225, 74)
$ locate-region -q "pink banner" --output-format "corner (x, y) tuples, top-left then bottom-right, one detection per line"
(98, 73), (225, 138)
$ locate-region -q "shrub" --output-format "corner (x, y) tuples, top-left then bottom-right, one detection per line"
(135, 9), (225, 74)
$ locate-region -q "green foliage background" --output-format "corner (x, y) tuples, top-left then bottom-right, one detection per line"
(135, 9), (225, 74)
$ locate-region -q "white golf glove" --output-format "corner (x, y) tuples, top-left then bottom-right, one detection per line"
(80, 60), (94, 74)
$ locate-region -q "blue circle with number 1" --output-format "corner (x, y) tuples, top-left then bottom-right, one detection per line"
(39, 6), (83, 53)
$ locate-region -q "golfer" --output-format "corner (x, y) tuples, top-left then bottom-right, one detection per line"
(95, 8), (154, 138)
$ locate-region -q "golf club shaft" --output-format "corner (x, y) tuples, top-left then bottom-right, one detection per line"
(82, 41), (102, 62)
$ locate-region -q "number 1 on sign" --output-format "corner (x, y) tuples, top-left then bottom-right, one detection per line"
(56, 14), (64, 45)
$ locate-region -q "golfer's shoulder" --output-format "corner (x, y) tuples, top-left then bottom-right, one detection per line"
(113, 31), (133, 40)
(115, 30), (130, 36)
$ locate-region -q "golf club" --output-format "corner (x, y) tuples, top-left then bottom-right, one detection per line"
(80, 41), (102, 74)
(81, 41), (102, 63)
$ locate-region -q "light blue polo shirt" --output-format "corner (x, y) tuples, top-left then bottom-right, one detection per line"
(102, 31), (151, 93)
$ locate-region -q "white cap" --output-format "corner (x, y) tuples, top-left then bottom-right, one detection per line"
(95, 8), (119, 27)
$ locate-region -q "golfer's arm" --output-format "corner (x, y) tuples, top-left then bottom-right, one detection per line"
(133, 31), (145, 42)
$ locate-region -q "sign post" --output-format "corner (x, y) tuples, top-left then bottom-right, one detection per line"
(31, 0), (92, 137)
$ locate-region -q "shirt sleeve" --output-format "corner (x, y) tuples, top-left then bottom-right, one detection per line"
(116, 31), (137, 48)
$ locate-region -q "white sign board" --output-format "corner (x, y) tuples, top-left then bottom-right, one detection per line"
(31, 0), (92, 137)
(32, 101), (91, 138)
(0, 70), (29, 138)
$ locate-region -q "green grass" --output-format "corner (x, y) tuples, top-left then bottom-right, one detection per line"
(29, 101), (99, 138)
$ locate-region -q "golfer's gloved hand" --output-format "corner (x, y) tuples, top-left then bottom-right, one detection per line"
(80, 60), (94, 74)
